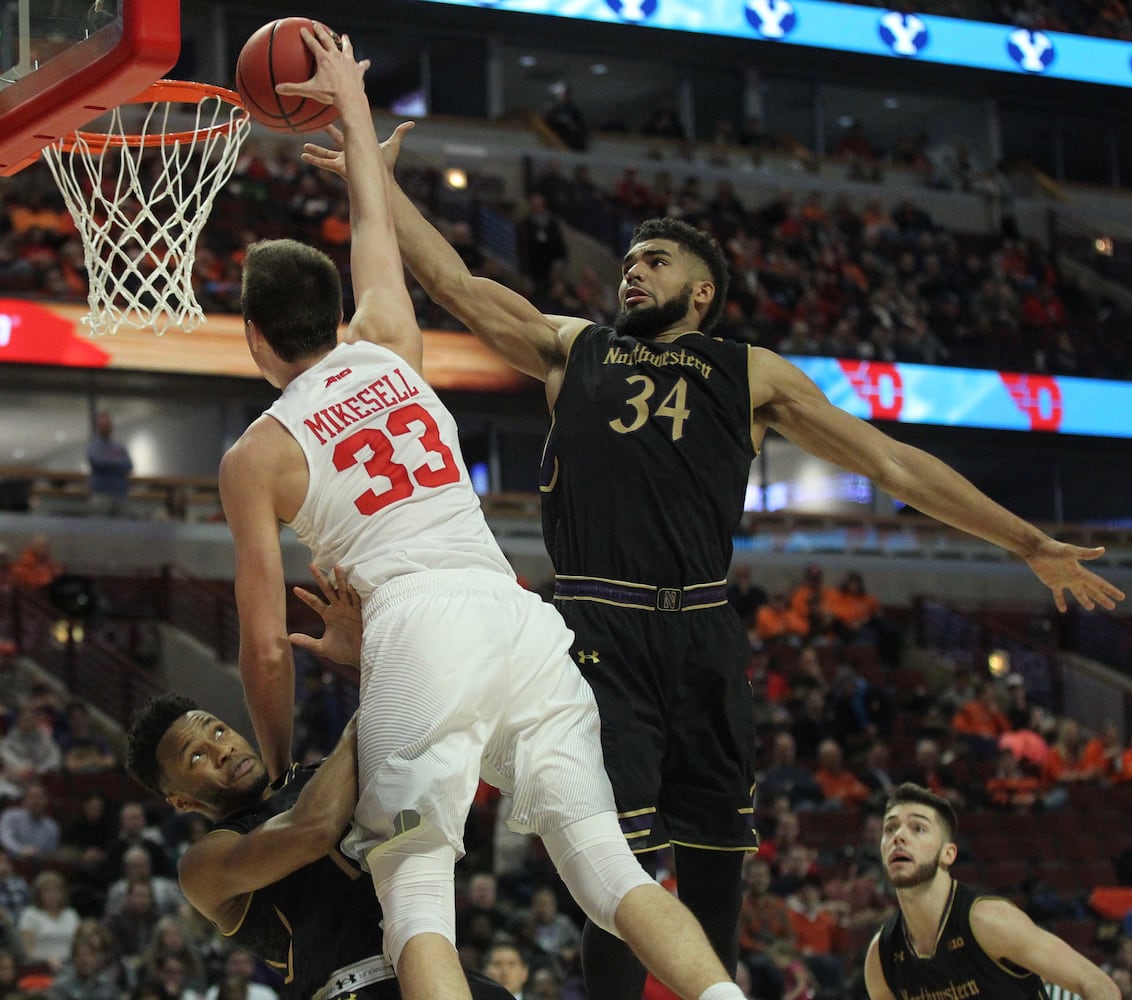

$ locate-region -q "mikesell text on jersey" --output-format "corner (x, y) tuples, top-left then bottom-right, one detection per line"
(302, 367), (421, 445)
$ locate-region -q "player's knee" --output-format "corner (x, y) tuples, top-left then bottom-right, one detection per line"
(367, 828), (457, 968)
(543, 814), (654, 937)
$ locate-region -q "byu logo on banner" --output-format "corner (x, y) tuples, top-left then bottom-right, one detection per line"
(744, 0), (798, 39)
(605, 0), (659, 21)
(1006, 29), (1055, 72)
(878, 12), (929, 56)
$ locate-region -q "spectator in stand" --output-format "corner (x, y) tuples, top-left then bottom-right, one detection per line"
(951, 679), (1012, 760)
(542, 82), (588, 153)
(1041, 718), (1101, 801)
(9, 537), (63, 592)
(69, 919), (128, 996)
(897, 738), (966, 810)
(813, 738), (871, 810)
(1002, 673), (1035, 731)
(790, 688), (834, 764)
(985, 745), (1043, 812)
(136, 919), (208, 996)
(18, 870), (80, 972)
(86, 413), (133, 517)
(0, 947), (23, 998)
(788, 647), (829, 701)
(737, 855), (795, 1000)
(57, 703), (116, 775)
(202, 949), (275, 1000)
(857, 741), (897, 805)
(58, 790), (115, 918)
(103, 803), (174, 883)
(104, 881), (162, 973)
(785, 874), (845, 994)
(828, 665), (890, 751)
(1081, 721), (1124, 784)
(0, 846), (31, 921)
(770, 843), (819, 900)
(789, 566), (838, 631)
(103, 847), (185, 920)
(831, 571), (903, 666)
(483, 943), (530, 1000)
(612, 164), (652, 220)
(934, 666), (979, 718)
(516, 193), (568, 298)
(754, 593), (809, 649)
(725, 565), (767, 630)
(758, 732), (824, 811)
(821, 842), (895, 931)
(830, 572), (880, 639)
(457, 871), (511, 947)
(0, 782), (60, 861)
(149, 953), (203, 1000)
(526, 886), (581, 973)
(747, 649), (791, 714)
(49, 933), (120, 1000)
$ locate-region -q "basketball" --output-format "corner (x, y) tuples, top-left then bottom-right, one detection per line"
(235, 18), (340, 134)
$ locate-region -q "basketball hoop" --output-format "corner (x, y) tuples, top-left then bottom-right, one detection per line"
(41, 80), (251, 336)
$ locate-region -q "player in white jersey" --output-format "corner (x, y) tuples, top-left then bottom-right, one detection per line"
(218, 24), (749, 1000)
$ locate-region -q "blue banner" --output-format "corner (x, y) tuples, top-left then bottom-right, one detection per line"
(416, 0), (1132, 89)
(786, 357), (1132, 439)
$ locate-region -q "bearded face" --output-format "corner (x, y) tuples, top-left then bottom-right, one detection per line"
(888, 846), (944, 889)
(613, 282), (694, 340)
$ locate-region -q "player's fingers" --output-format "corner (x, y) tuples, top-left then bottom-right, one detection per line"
(326, 124), (344, 146)
(288, 631), (318, 653)
(331, 565), (353, 603)
(291, 586), (326, 612)
(308, 563), (337, 600)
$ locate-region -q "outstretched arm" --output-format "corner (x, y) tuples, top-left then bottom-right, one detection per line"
(302, 125), (585, 391)
(278, 26), (422, 370)
(754, 349), (1124, 612)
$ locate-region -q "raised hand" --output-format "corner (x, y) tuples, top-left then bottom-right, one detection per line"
(303, 121), (414, 181)
(289, 564), (362, 668)
(275, 23), (369, 107)
(1024, 539), (1125, 613)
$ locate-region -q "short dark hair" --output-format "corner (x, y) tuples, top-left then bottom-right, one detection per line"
(240, 239), (343, 363)
(126, 694), (198, 795)
(886, 782), (958, 844)
(628, 218), (731, 333)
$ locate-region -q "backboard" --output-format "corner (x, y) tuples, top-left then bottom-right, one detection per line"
(0, 0), (180, 175)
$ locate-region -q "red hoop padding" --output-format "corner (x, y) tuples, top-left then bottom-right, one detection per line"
(54, 80), (248, 154)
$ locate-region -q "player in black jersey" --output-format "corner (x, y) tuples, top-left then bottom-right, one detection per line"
(865, 783), (1118, 1000)
(306, 125), (1127, 1000)
(124, 694), (509, 1000)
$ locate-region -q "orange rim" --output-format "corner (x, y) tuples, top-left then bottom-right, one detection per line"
(55, 80), (248, 154)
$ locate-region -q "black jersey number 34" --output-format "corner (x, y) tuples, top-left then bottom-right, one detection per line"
(610, 375), (691, 440)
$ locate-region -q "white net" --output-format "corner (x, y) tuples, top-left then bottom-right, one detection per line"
(41, 83), (251, 336)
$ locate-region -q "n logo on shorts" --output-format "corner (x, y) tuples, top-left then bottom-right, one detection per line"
(576, 650), (601, 665)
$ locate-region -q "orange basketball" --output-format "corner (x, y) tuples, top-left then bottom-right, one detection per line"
(235, 17), (340, 134)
